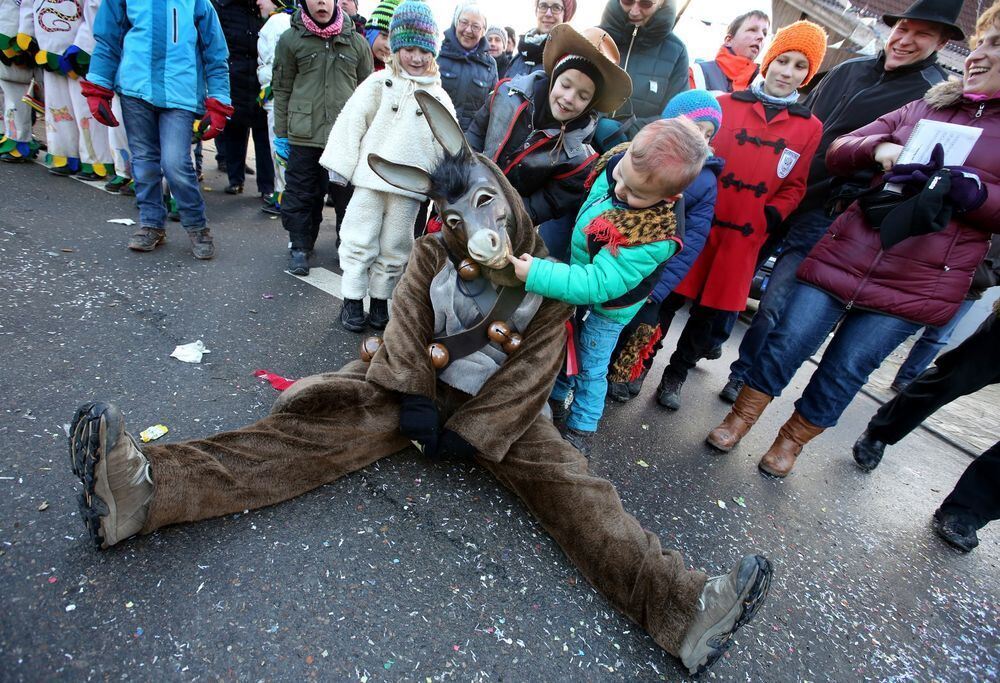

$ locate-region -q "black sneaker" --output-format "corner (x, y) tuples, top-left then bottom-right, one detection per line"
(719, 378), (745, 404)
(119, 180), (136, 197)
(77, 170), (105, 181)
(852, 430), (887, 472)
(369, 298), (390, 330)
(104, 175), (129, 193)
(188, 228), (215, 260)
(49, 164), (76, 177)
(127, 227), (166, 252)
(340, 299), (367, 333)
(261, 202), (281, 216)
(563, 427), (595, 456)
(932, 509), (979, 552)
(287, 249), (309, 275)
(224, 183), (243, 195)
(656, 372), (684, 410)
(607, 381), (632, 403)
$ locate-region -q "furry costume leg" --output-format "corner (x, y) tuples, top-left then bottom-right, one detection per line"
(139, 361), (409, 533)
(338, 187), (388, 300)
(41, 71), (80, 169)
(67, 75), (112, 176)
(368, 193), (419, 299)
(479, 414), (707, 656)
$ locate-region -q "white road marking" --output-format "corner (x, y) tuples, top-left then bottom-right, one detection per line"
(286, 267), (379, 310)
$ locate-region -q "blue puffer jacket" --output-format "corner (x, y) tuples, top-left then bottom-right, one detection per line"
(436, 27), (497, 131)
(88, 0), (231, 114)
(649, 155), (723, 304)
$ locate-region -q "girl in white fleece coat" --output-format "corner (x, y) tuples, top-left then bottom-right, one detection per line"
(319, 0), (455, 333)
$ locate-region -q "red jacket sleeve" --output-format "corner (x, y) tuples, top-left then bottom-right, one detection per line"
(767, 115), (823, 221)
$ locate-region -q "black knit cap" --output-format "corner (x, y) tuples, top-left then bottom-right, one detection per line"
(550, 54), (605, 103)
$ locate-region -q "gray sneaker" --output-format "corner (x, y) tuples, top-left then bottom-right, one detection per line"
(679, 554), (772, 675)
(563, 427), (595, 456)
(69, 402), (153, 549)
(127, 227), (166, 252)
(188, 228), (215, 259)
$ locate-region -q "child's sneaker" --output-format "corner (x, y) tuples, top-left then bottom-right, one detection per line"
(563, 427), (594, 456)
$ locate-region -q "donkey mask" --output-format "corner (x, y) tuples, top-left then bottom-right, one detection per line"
(368, 91), (548, 288)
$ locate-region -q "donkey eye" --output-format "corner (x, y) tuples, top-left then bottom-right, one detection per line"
(474, 191), (495, 208)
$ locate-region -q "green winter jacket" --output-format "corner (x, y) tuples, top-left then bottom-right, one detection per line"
(526, 154), (679, 324)
(272, 10), (373, 148)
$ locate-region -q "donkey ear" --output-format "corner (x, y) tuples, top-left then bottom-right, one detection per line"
(415, 90), (469, 157)
(367, 153), (433, 195)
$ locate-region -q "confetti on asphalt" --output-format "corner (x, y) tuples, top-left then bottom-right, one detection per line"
(37, 501), (49, 511)
(254, 370), (297, 392)
(106, 218), (136, 225)
(139, 424), (168, 443)
(717, 500), (727, 509)
(733, 496), (747, 508)
(65, 605), (76, 612)
(636, 460), (649, 468)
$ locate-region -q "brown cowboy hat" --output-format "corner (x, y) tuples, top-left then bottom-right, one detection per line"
(543, 24), (632, 114)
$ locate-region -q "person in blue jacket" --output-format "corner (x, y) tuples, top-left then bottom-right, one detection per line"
(606, 90), (724, 402)
(79, 0), (233, 260)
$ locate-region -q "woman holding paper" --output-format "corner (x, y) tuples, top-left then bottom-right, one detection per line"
(704, 3), (1000, 479)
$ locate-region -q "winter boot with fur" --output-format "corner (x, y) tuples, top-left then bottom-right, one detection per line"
(706, 386), (772, 452)
(69, 402), (153, 549)
(678, 554), (772, 675)
(758, 411), (825, 478)
(368, 298), (390, 330)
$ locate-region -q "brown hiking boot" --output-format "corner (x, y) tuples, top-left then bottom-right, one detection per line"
(706, 386), (772, 452)
(679, 554), (772, 675)
(188, 228), (215, 259)
(128, 227), (166, 252)
(758, 411), (825, 478)
(69, 402), (153, 549)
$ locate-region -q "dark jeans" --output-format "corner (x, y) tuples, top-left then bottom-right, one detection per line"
(220, 105), (274, 195)
(747, 284), (920, 427)
(660, 292), (722, 382)
(893, 298), (976, 388)
(730, 208), (836, 382)
(867, 312), (1000, 530)
(281, 145), (327, 251)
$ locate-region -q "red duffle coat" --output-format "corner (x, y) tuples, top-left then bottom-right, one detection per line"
(674, 90), (822, 310)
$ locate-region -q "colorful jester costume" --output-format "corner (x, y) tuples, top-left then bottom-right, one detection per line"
(0, 0), (39, 161)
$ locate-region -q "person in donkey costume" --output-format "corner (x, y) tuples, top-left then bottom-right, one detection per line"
(67, 91), (773, 677)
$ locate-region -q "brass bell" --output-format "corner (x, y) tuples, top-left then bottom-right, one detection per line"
(502, 332), (523, 354)
(487, 320), (511, 343)
(427, 343), (449, 369)
(457, 258), (480, 281)
(360, 336), (383, 362)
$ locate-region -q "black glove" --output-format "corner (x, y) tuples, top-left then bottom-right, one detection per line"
(398, 393), (439, 455)
(764, 205), (784, 236)
(436, 429), (477, 458)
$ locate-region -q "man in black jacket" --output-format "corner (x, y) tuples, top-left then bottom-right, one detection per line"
(720, 0), (963, 403)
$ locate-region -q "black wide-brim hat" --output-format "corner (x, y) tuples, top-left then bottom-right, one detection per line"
(883, 0), (965, 41)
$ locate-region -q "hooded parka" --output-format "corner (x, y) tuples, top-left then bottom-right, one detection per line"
(798, 79), (1000, 327)
(437, 26), (498, 131)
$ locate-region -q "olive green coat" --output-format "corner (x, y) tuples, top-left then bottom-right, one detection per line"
(272, 11), (373, 148)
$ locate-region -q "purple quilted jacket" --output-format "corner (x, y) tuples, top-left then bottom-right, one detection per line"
(797, 79), (1000, 327)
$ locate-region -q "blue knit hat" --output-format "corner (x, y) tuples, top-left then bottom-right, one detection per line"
(662, 89), (723, 139)
(389, 0), (439, 57)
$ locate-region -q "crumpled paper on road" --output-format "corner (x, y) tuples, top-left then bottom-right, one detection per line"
(170, 340), (210, 363)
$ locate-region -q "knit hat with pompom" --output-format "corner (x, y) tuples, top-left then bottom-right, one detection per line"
(389, 0), (439, 56)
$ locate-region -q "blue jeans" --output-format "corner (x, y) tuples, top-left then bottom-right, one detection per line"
(747, 284), (920, 427)
(893, 298), (976, 388)
(538, 213), (575, 264)
(120, 95), (205, 231)
(730, 208), (835, 382)
(551, 310), (626, 432)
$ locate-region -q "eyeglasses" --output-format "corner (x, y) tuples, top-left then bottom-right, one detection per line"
(458, 18), (484, 33)
(536, 2), (565, 16)
(621, 0), (657, 9)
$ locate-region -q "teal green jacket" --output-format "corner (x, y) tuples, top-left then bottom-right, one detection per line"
(526, 154), (680, 324)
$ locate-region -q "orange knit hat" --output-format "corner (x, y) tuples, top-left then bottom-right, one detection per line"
(760, 20), (828, 87)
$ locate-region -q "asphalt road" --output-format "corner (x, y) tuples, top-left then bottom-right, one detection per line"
(1, 162), (997, 682)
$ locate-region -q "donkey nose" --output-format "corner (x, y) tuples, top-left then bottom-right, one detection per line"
(467, 229), (506, 265)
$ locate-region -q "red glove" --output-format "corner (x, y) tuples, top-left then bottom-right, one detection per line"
(193, 97), (234, 141)
(79, 79), (118, 127)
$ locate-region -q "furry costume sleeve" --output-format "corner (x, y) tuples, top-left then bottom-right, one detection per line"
(365, 237), (446, 400)
(442, 296), (573, 462)
(319, 71), (382, 181)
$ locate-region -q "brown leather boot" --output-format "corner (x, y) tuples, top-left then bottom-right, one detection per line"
(705, 386), (772, 452)
(758, 411), (825, 478)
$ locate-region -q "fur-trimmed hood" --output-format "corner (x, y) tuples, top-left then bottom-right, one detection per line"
(924, 78), (967, 109)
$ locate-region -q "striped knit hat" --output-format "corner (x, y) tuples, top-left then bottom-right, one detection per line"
(367, 0), (402, 33)
(390, 0), (440, 56)
(662, 89), (723, 139)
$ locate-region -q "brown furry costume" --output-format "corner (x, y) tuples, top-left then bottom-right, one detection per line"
(135, 148), (707, 656)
